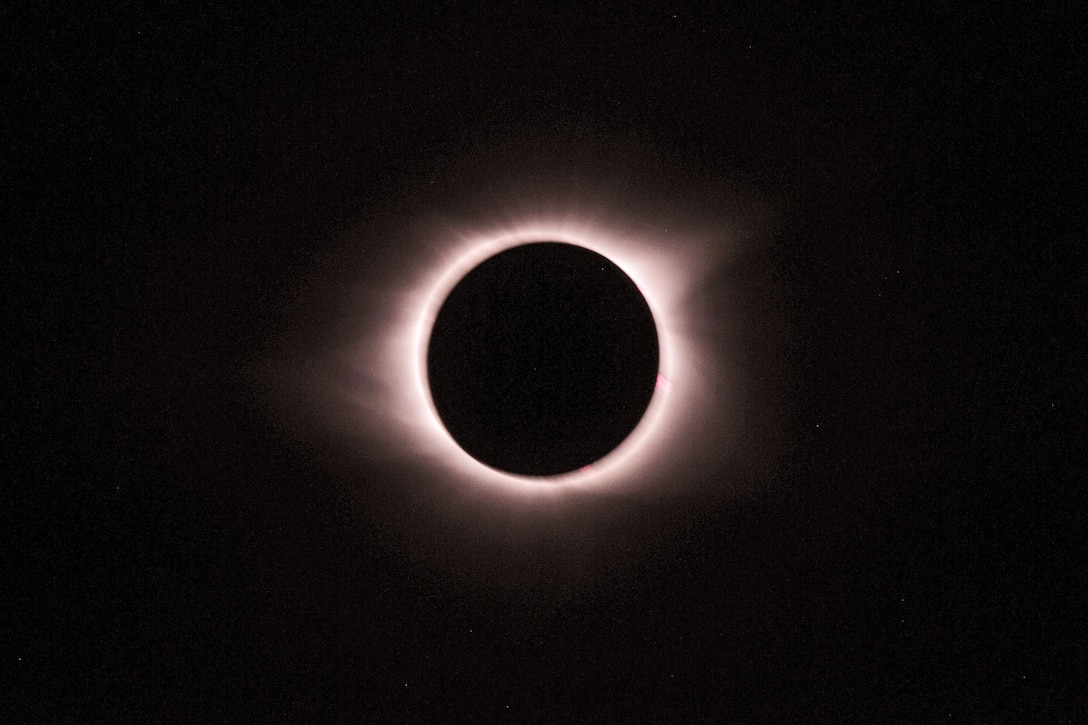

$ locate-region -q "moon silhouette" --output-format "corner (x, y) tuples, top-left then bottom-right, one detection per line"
(426, 242), (659, 476)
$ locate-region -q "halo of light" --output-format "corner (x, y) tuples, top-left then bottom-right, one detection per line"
(269, 141), (770, 508)
(334, 208), (738, 501)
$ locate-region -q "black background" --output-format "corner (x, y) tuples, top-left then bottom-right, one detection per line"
(7, 3), (1084, 720)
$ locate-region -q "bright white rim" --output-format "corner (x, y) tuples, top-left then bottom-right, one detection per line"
(334, 205), (739, 501)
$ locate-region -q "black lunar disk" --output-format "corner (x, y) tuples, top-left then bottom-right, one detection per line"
(427, 242), (659, 477)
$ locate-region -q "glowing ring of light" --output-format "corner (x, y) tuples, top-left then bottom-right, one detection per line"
(416, 233), (665, 479)
(343, 206), (736, 500)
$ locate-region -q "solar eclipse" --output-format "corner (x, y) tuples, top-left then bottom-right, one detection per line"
(268, 139), (779, 505)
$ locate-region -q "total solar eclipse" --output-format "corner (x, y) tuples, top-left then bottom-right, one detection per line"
(273, 144), (760, 498)
(426, 242), (659, 476)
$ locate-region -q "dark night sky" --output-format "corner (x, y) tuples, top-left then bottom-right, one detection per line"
(7, 3), (1084, 720)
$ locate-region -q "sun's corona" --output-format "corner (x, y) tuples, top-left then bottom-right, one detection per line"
(279, 145), (759, 504)
(363, 213), (728, 500)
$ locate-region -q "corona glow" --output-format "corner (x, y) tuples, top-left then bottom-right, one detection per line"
(272, 143), (763, 506)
